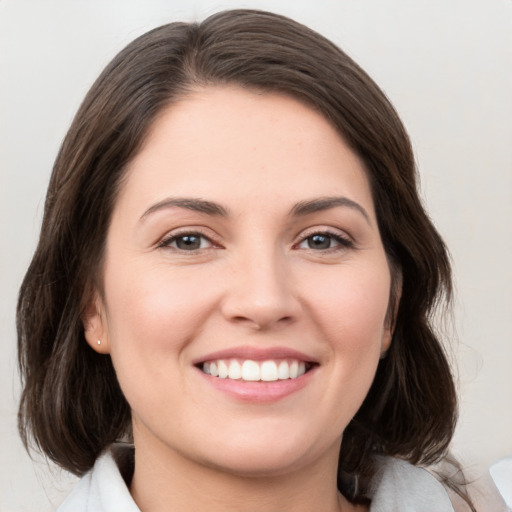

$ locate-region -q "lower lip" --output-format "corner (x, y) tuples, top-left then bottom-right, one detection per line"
(196, 366), (316, 403)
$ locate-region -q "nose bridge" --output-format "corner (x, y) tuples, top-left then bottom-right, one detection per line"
(222, 236), (298, 329)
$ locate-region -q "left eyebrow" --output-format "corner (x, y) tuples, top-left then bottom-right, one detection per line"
(289, 196), (371, 225)
(140, 197), (229, 221)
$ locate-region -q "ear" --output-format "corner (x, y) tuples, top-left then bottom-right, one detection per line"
(82, 289), (110, 354)
(380, 325), (393, 357)
(381, 268), (403, 357)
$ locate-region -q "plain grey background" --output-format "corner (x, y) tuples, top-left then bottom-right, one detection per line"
(1, 1), (511, 510)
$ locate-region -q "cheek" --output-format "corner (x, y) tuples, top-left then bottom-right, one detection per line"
(286, 263), (390, 437)
(101, 263), (223, 418)
(306, 266), (390, 343)
(301, 262), (390, 390)
(103, 262), (219, 357)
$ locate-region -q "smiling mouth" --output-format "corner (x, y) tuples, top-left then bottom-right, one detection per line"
(199, 359), (315, 382)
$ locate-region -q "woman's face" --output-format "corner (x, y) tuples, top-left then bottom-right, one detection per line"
(86, 86), (393, 477)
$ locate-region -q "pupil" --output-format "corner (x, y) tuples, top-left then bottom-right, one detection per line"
(308, 234), (330, 249)
(177, 235), (200, 250)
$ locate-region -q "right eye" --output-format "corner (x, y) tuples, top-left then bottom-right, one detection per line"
(160, 233), (214, 251)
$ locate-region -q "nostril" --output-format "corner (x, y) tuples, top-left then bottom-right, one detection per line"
(231, 314), (294, 329)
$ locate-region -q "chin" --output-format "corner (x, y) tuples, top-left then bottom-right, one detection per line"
(196, 432), (330, 478)
(204, 450), (311, 478)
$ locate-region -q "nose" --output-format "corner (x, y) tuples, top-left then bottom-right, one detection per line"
(220, 246), (301, 331)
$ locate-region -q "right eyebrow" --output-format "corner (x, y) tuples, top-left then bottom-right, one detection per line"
(289, 196), (371, 225)
(140, 197), (229, 221)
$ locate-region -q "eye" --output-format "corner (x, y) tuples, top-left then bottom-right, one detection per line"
(297, 231), (353, 251)
(161, 232), (213, 251)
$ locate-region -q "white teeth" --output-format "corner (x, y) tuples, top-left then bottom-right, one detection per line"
(289, 361), (298, 379)
(278, 361), (290, 379)
(241, 360), (260, 381)
(260, 361), (278, 381)
(228, 360), (241, 379)
(201, 358), (310, 381)
(218, 360), (229, 378)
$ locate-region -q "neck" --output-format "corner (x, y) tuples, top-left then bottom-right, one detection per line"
(129, 431), (362, 512)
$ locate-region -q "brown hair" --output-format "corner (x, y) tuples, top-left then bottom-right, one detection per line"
(17, 9), (471, 507)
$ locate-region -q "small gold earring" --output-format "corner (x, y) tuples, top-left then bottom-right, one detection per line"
(97, 339), (101, 345)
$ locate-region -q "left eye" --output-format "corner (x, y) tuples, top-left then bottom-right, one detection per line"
(163, 233), (212, 251)
(297, 233), (350, 250)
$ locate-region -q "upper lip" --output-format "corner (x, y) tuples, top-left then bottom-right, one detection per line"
(193, 346), (319, 365)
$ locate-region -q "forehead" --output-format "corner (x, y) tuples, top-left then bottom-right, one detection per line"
(117, 85), (375, 219)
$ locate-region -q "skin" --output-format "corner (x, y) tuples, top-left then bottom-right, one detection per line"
(84, 86), (394, 512)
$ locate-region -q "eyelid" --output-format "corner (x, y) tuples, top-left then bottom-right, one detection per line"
(157, 227), (222, 251)
(293, 227), (354, 250)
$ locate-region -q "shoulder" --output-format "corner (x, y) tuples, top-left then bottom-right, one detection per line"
(369, 456), (455, 512)
(369, 456), (510, 512)
(489, 457), (512, 511)
(55, 444), (139, 512)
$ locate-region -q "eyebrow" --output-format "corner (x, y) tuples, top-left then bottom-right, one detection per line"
(140, 195), (370, 224)
(290, 196), (371, 224)
(140, 198), (228, 220)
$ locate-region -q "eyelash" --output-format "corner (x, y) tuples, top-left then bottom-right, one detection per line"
(295, 230), (354, 252)
(158, 229), (354, 253)
(158, 231), (217, 251)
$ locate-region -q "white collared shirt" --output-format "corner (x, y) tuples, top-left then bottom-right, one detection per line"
(56, 445), (457, 512)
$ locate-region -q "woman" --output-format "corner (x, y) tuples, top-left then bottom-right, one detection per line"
(17, 9), (478, 511)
